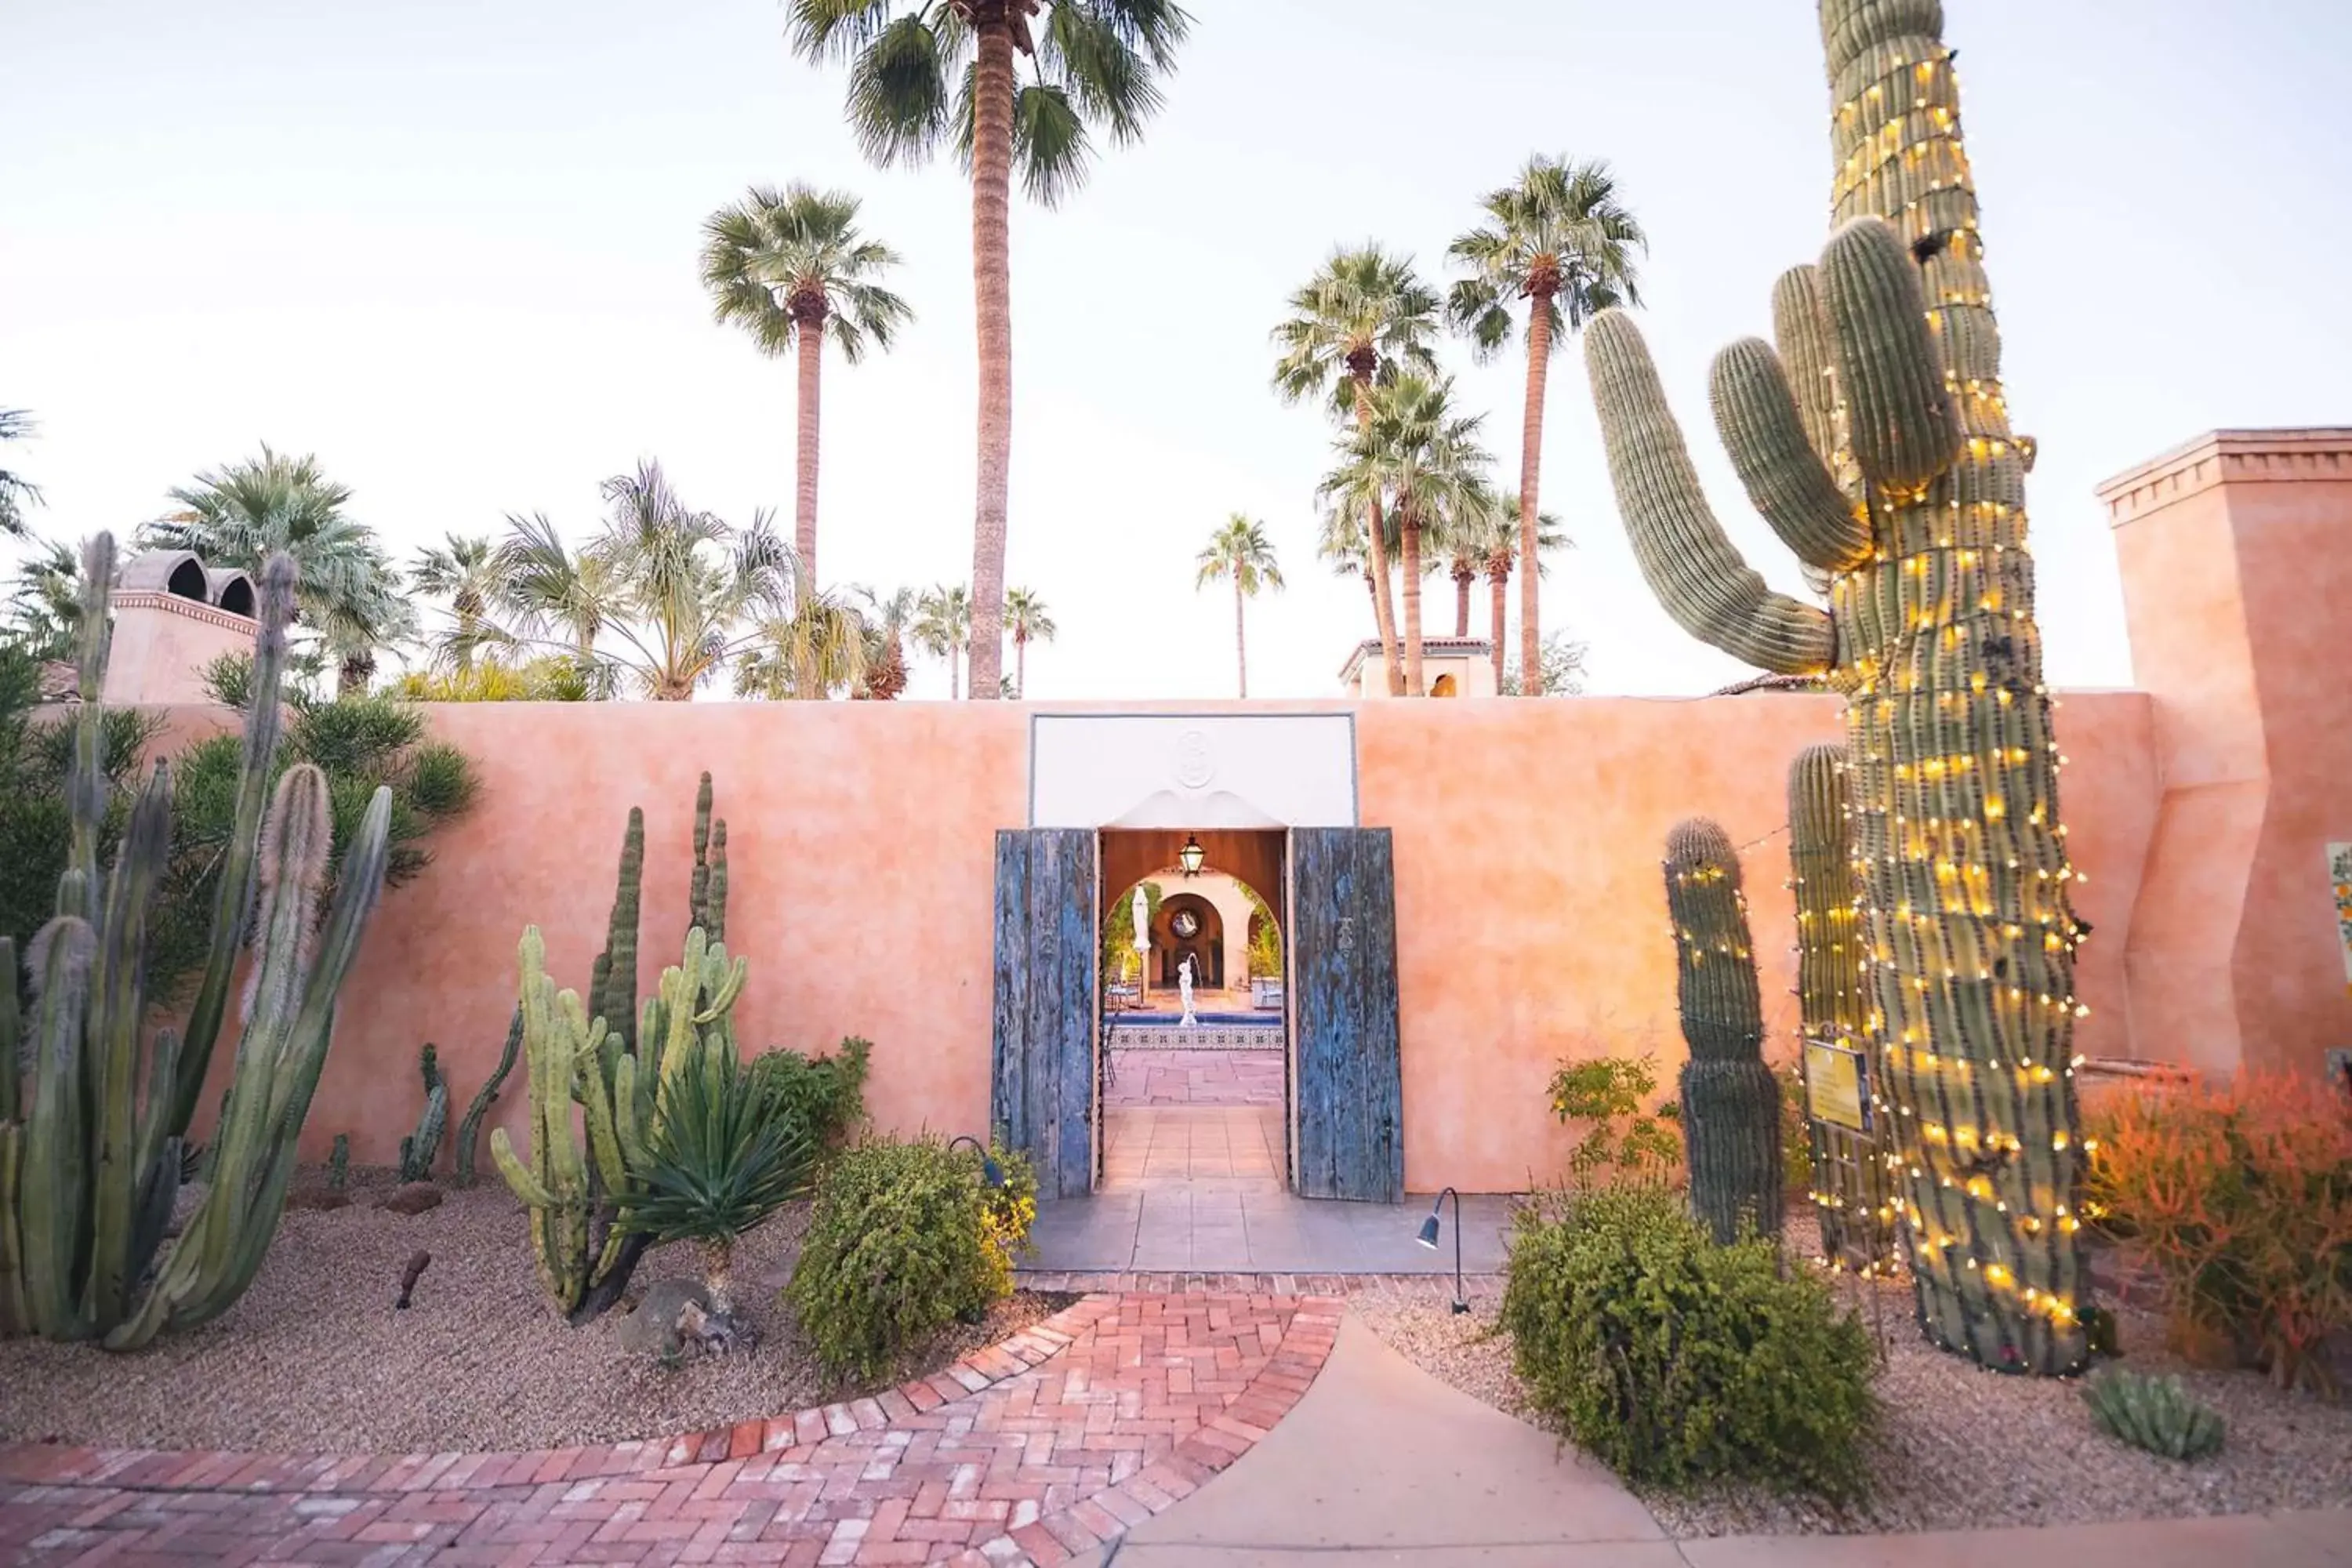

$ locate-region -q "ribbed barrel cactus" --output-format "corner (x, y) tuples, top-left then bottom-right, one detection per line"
(1, 535), (394, 1348)
(1585, 0), (2092, 1373)
(1788, 744), (1896, 1269)
(1664, 819), (1783, 1244)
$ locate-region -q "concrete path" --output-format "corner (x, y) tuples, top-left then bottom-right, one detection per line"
(1072, 1316), (2349, 1568)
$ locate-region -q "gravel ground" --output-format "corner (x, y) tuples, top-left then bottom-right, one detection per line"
(1352, 1217), (2352, 1537)
(0, 1171), (1072, 1454)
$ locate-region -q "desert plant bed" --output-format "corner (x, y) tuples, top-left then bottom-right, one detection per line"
(1353, 1213), (2352, 1537)
(0, 1172), (1071, 1454)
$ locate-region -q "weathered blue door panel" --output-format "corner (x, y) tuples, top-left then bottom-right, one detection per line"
(989, 829), (1098, 1199)
(1290, 827), (1403, 1203)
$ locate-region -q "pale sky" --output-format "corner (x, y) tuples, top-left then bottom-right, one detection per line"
(6, 1), (2347, 700)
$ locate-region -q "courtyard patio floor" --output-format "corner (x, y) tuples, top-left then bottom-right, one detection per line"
(1022, 1105), (1515, 1278)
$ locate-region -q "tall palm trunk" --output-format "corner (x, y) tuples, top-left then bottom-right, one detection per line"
(1399, 506), (1426, 697)
(793, 300), (826, 584)
(1351, 379), (1404, 696)
(1232, 577), (1248, 699)
(337, 650), (373, 698)
(1014, 635), (1026, 700)
(949, 644), (961, 702)
(1453, 568), (1473, 638)
(1487, 564), (1509, 690)
(964, 7), (1016, 701)
(1516, 285), (1556, 694)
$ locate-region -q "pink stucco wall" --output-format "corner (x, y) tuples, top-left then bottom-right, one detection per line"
(2102, 430), (2352, 1080)
(100, 594), (256, 707)
(120, 691), (2154, 1194)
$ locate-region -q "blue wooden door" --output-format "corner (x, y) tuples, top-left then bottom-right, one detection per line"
(989, 829), (1098, 1200)
(1289, 827), (1403, 1203)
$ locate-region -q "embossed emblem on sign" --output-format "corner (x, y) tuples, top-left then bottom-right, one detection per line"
(1172, 728), (1216, 789)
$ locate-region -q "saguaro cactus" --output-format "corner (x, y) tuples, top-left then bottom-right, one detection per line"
(1788, 744), (1896, 1269)
(2, 535), (393, 1348)
(1664, 819), (1783, 1244)
(1584, 1), (2091, 1373)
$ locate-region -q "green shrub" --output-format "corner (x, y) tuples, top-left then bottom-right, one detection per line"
(1500, 1185), (1878, 1502)
(1548, 1054), (1682, 1186)
(786, 1134), (1034, 1382)
(749, 1036), (873, 1152)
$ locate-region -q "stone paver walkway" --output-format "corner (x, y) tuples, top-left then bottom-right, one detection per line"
(0, 1293), (1342, 1566)
(1104, 1049), (1283, 1109)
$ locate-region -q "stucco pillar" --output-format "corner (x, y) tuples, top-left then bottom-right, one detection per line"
(2100, 430), (2352, 1077)
(100, 593), (257, 706)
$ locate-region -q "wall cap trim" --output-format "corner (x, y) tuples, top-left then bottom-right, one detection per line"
(2098, 428), (2352, 527)
(111, 590), (259, 633)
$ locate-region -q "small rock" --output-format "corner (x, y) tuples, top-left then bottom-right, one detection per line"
(615, 1277), (713, 1360)
(376, 1182), (443, 1216)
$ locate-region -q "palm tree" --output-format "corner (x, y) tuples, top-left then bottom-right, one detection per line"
(1271, 245), (1440, 696)
(853, 584), (917, 699)
(701, 183), (912, 586)
(913, 582), (971, 699)
(1451, 491), (1565, 688)
(144, 445), (405, 694)
(1447, 157), (1644, 691)
(1000, 586), (1054, 699)
(587, 461), (797, 700)
(2, 408), (42, 537)
(790, 0), (1194, 702)
(409, 533), (506, 671)
(736, 588), (873, 699)
(1330, 376), (1492, 696)
(492, 510), (625, 696)
(1194, 514), (1283, 699)
(3, 538), (82, 659)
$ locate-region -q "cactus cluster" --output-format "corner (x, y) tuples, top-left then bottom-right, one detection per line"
(1663, 819), (1783, 1245)
(1586, 1), (2091, 1375)
(490, 775), (745, 1326)
(398, 1044), (448, 1184)
(2081, 1369), (2225, 1461)
(0, 535), (393, 1348)
(1787, 745), (1897, 1270)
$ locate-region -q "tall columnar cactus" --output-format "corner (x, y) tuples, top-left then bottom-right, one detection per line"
(688, 773), (728, 943)
(491, 920), (747, 1326)
(1, 535), (394, 1348)
(1664, 819), (1784, 1244)
(398, 1044), (448, 1183)
(586, 808), (644, 1057)
(1584, 1), (2091, 1373)
(1788, 743), (1896, 1269)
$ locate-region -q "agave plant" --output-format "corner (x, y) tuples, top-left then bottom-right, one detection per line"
(623, 1051), (816, 1313)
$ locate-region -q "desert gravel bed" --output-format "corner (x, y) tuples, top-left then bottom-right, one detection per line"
(0, 1173), (1069, 1454)
(1352, 1220), (2352, 1537)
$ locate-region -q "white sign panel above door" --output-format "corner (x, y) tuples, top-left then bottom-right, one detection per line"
(1029, 713), (1358, 829)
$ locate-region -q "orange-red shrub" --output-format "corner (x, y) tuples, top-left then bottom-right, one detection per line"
(2085, 1071), (2352, 1398)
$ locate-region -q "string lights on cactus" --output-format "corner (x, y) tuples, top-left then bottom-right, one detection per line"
(1585, 0), (2095, 1374)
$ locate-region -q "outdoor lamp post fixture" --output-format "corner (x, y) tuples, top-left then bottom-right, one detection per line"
(1178, 833), (1205, 877)
(1414, 1187), (1470, 1315)
(947, 1135), (1005, 1189)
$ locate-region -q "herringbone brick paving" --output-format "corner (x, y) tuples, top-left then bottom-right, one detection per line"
(0, 1292), (1341, 1566)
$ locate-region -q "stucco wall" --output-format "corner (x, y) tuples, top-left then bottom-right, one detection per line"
(121, 691), (2155, 1195)
(100, 596), (257, 707)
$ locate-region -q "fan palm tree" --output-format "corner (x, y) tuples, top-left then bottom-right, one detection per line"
(145, 445), (405, 694)
(736, 588), (873, 699)
(1000, 585), (1054, 699)
(1450, 491), (1566, 688)
(1330, 376), (1492, 696)
(1271, 245), (1439, 696)
(409, 533), (506, 672)
(701, 183), (912, 586)
(913, 582), (971, 699)
(1446, 157), (1644, 691)
(790, 0), (1194, 702)
(1195, 515), (1283, 699)
(3, 537), (82, 659)
(587, 461), (798, 700)
(2, 408), (42, 537)
(492, 510), (626, 697)
(852, 584), (918, 699)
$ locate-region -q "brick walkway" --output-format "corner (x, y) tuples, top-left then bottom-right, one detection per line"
(0, 1293), (1341, 1567)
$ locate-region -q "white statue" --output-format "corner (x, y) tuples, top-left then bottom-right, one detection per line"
(1178, 953), (1197, 1027)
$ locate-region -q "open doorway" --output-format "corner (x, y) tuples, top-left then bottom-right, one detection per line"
(1098, 829), (1287, 1192)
